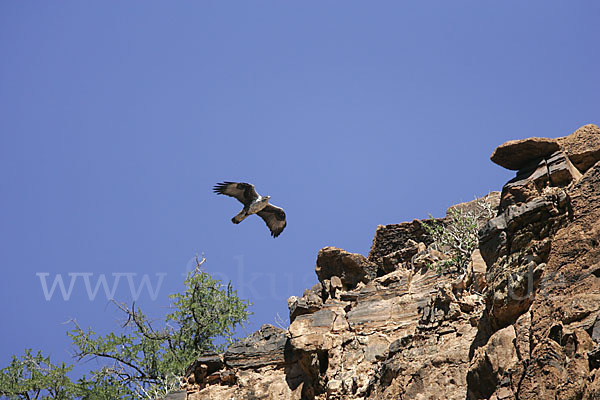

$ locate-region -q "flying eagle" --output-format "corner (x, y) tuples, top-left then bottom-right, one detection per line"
(213, 182), (287, 237)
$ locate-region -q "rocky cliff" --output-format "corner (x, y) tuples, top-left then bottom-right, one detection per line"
(179, 124), (600, 400)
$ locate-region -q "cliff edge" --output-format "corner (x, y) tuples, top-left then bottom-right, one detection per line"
(179, 124), (600, 400)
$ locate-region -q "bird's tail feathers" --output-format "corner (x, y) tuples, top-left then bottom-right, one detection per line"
(232, 211), (247, 224)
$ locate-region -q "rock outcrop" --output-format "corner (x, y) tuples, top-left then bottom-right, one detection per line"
(468, 123), (600, 399)
(315, 247), (379, 291)
(180, 123), (600, 400)
(182, 325), (313, 399)
(558, 123), (600, 172)
(491, 137), (560, 171)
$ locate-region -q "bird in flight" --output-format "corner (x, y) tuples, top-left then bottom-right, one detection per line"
(213, 182), (287, 237)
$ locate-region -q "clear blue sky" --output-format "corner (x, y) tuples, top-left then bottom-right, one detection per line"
(1, 1), (598, 377)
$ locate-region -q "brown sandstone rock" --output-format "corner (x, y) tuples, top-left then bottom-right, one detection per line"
(517, 162), (600, 398)
(467, 325), (520, 399)
(490, 137), (560, 170)
(470, 249), (487, 293)
(546, 150), (582, 186)
(224, 325), (291, 369)
(184, 353), (224, 383)
(185, 126), (600, 400)
(289, 301), (349, 352)
(187, 368), (304, 400)
(368, 219), (434, 266)
(380, 238), (420, 273)
(183, 324), (321, 399)
(182, 325), (308, 399)
(371, 288), (483, 400)
(470, 158), (600, 398)
(315, 247), (378, 290)
(583, 369), (600, 400)
(498, 151), (580, 211)
(288, 287), (323, 323)
(558, 123), (600, 172)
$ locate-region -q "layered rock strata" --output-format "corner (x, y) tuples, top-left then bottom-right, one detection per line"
(468, 123), (600, 399)
(180, 123), (600, 400)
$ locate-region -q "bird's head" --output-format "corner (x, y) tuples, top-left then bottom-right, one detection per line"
(263, 195), (271, 202)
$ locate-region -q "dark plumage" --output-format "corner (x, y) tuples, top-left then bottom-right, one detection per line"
(213, 181), (287, 237)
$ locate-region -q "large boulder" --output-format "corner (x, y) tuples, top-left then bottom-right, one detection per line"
(467, 325), (520, 399)
(287, 286), (324, 323)
(315, 247), (378, 290)
(224, 325), (291, 369)
(490, 137), (560, 170)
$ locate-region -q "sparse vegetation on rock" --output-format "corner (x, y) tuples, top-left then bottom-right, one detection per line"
(422, 196), (496, 274)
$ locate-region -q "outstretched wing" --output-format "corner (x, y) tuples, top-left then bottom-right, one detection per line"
(257, 204), (287, 238)
(213, 182), (259, 206)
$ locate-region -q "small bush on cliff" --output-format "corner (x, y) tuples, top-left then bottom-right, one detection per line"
(0, 257), (250, 400)
(423, 198), (495, 274)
